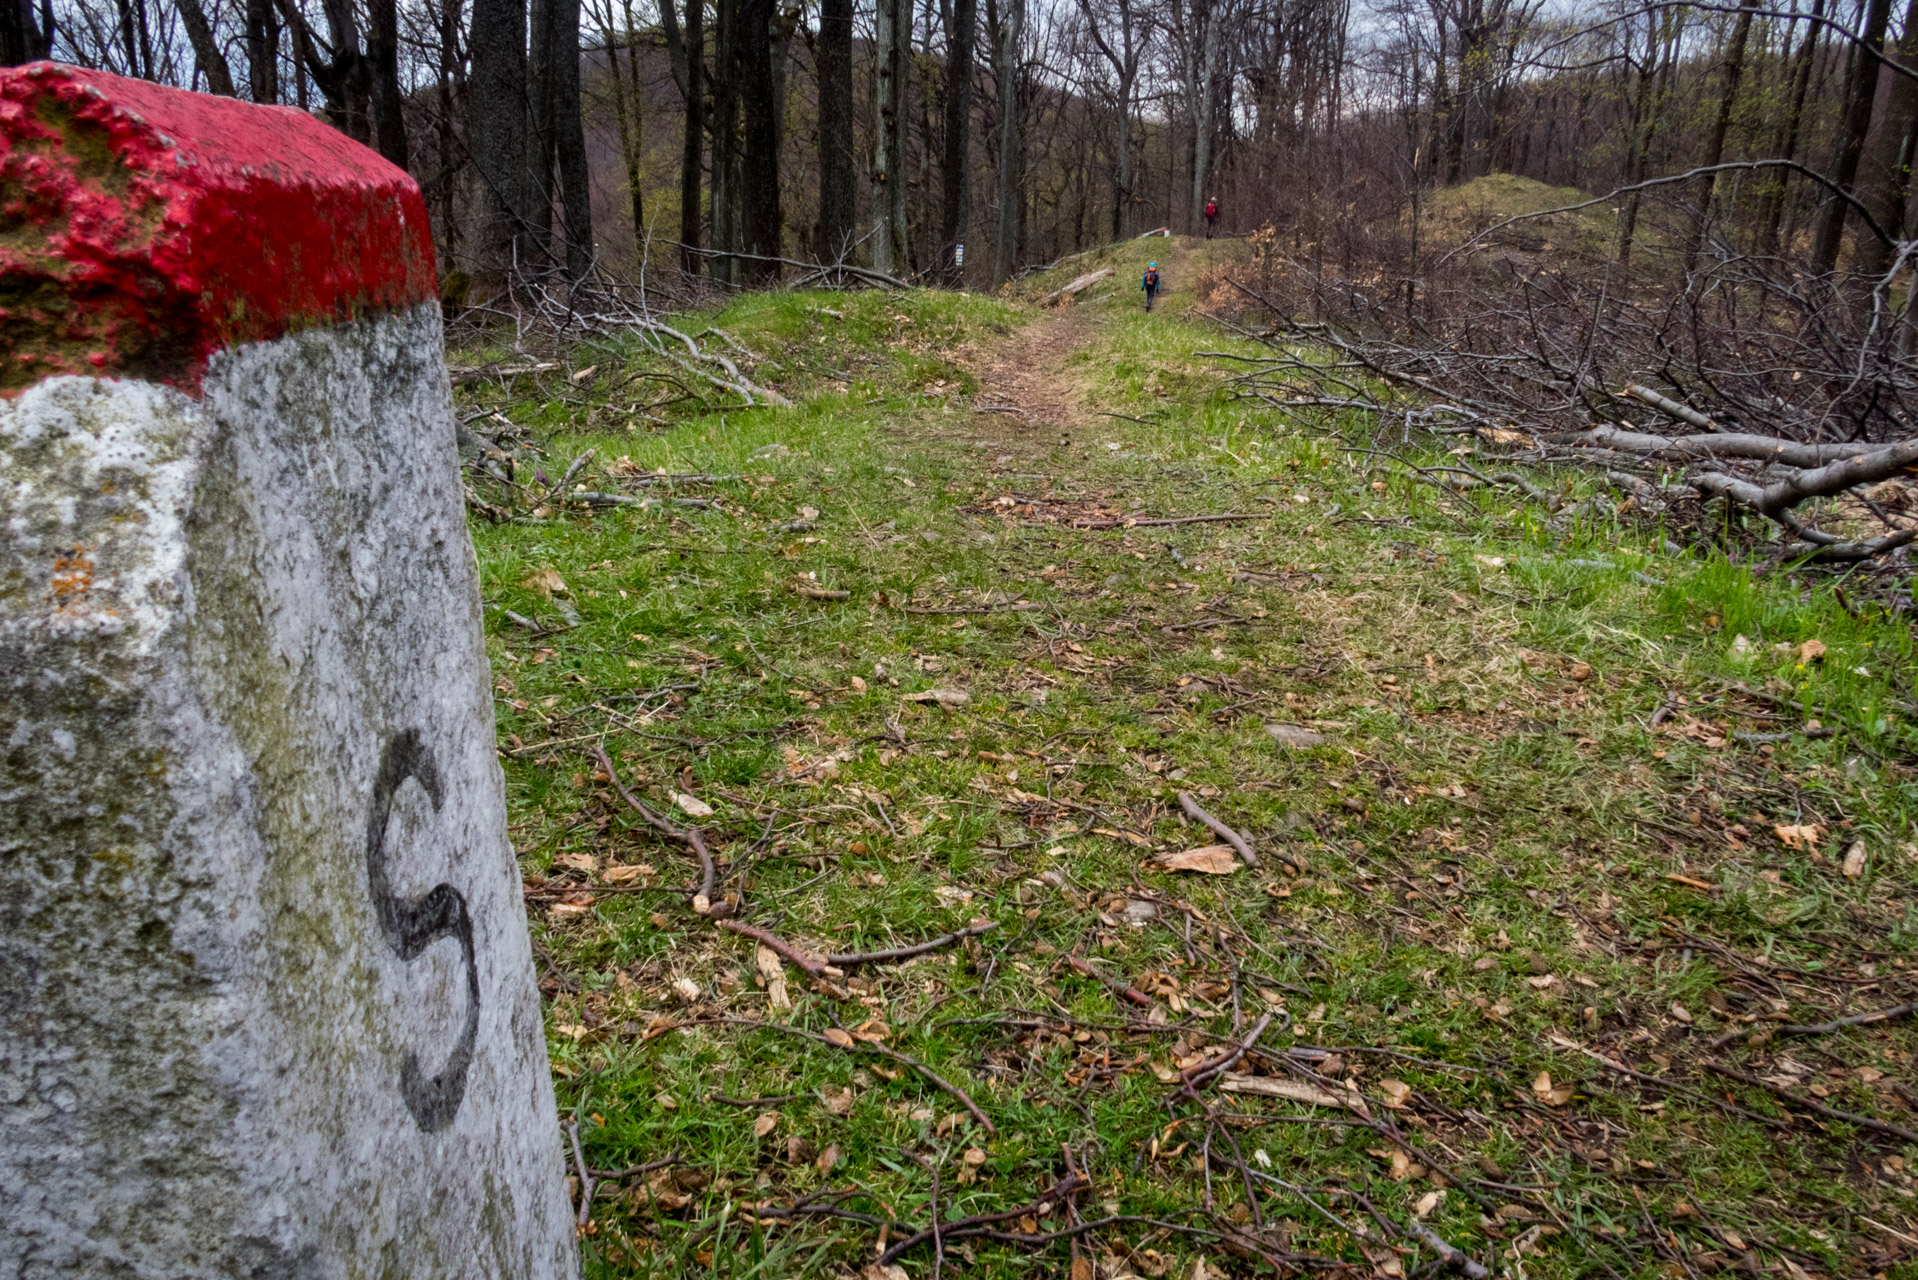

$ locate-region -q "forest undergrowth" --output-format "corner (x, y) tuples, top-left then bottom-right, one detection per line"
(458, 234), (1918, 1280)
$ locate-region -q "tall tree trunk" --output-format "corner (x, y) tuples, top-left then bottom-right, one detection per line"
(738, 0), (782, 282)
(176, 0), (236, 94)
(529, 0), (557, 254)
(1618, 7), (1680, 268)
(1685, 0), (1759, 264)
(657, 0), (703, 270)
(1188, 0), (1220, 233)
(544, 0), (591, 279)
(939, 0), (976, 281)
(604, 0), (647, 263)
(0, 0), (48, 65)
(433, 0), (460, 263)
(1758, 0), (1824, 253)
(916, 0), (934, 272)
(245, 0), (281, 101)
(1078, 0), (1136, 237)
(319, 0), (372, 140)
(470, 0), (541, 275)
(711, 0), (741, 283)
(991, 0), (1022, 282)
(680, 0), (703, 269)
(1810, 0), (1895, 274)
(817, 0), (856, 261)
(367, 0), (409, 166)
(1854, 0), (1918, 277)
(1427, 8), (1452, 183)
(873, 0), (909, 275)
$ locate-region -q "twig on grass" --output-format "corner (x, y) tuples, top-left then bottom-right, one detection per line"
(1177, 791), (1259, 868)
(829, 921), (1000, 967)
(696, 1017), (997, 1136)
(588, 742), (720, 912)
(1069, 513), (1266, 530)
(1171, 1012), (1274, 1102)
(864, 1040), (997, 1135)
(716, 919), (829, 977)
(1064, 954), (1156, 1007)
(564, 1115), (597, 1229)
(1705, 1062), (1918, 1143)
(1712, 1000), (1918, 1048)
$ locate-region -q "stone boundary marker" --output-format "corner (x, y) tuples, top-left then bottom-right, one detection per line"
(0, 64), (578, 1277)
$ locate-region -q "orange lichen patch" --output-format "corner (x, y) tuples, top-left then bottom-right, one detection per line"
(48, 545), (93, 602)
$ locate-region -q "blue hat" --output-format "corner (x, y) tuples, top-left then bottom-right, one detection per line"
(1148, 261), (1157, 268)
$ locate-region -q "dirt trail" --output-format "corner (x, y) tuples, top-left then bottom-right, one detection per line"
(967, 235), (1193, 437)
(971, 307), (1096, 435)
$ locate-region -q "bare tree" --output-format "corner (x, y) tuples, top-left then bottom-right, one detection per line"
(939, 0), (977, 280)
(818, 0), (856, 260)
(988, 0), (1020, 281)
(874, 0), (910, 274)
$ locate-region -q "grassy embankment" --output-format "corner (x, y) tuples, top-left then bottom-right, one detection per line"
(461, 233), (1918, 1279)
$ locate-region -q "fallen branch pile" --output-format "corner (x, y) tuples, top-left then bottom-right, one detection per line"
(1205, 203), (1918, 570)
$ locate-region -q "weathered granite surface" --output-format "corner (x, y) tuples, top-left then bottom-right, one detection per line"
(0, 302), (578, 1278)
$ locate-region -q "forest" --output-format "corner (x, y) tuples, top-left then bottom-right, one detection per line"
(17, 0), (1918, 298)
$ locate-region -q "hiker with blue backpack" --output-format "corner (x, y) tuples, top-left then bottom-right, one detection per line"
(1141, 261), (1161, 311)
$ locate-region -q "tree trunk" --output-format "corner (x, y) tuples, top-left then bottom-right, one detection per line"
(657, 0), (702, 270)
(176, 0), (236, 94)
(545, 0), (591, 279)
(470, 0), (542, 275)
(367, 0), (409, 166)
(939, 0), (976, 282)
(603, 0), (648, 264)
(873, 0), (909, 275)
(818, 0), (856, 261)
(1188, 0), (1219, 233)
(318, 0), (373, 141)
(1758, 0), (1824, 253)
(991, 0), (1022, 282)
(244, 0), (281, 102)
(1617, 7), (1680, 268)
(0, 0), (48, 65)
(1684, 0), (1759, 264)
(680, 0), (703, 269)
(1810, 0), (1895, 274)
(433, 0), (460, 264)
(738, 0), (783, 282)
(711, 0), (741, 283)
(529, 0), (557, 253)
(1854, 0), (1918, 277)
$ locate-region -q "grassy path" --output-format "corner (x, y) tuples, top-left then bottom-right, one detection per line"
(464, 240), (1918, 1279)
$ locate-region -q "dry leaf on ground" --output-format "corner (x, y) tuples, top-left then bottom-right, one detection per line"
(1148, 845), (1241, 875)
(671, 790), (714, 818)
(756, 945), (791, 1010)
(1532, 1071), (1575, 1106)
(822, 1028), (856, 1048)
(1843, 841), (1868, 878)
(1774, 823), (1824, 849)
(519, 567), (567, 596)
(753, 1111), (780, 1137)
(905, 688), (971, 706)
(1218, 1074), (1360, 1111)
(1265, 723), (1327, 748)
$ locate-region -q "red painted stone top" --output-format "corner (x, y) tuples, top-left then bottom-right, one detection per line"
(0, 62), (436, 393)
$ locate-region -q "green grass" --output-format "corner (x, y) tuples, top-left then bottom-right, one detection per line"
(462, 242), (1918, 1279)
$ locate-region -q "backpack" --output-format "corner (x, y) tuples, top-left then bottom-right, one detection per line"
(1144, 267), (1159, 289)
(1206, 201), (1217, 218)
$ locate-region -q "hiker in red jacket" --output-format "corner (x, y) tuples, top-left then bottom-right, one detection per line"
(1205, 197), (1219, 239)
(1141, 261), (1161, 311)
